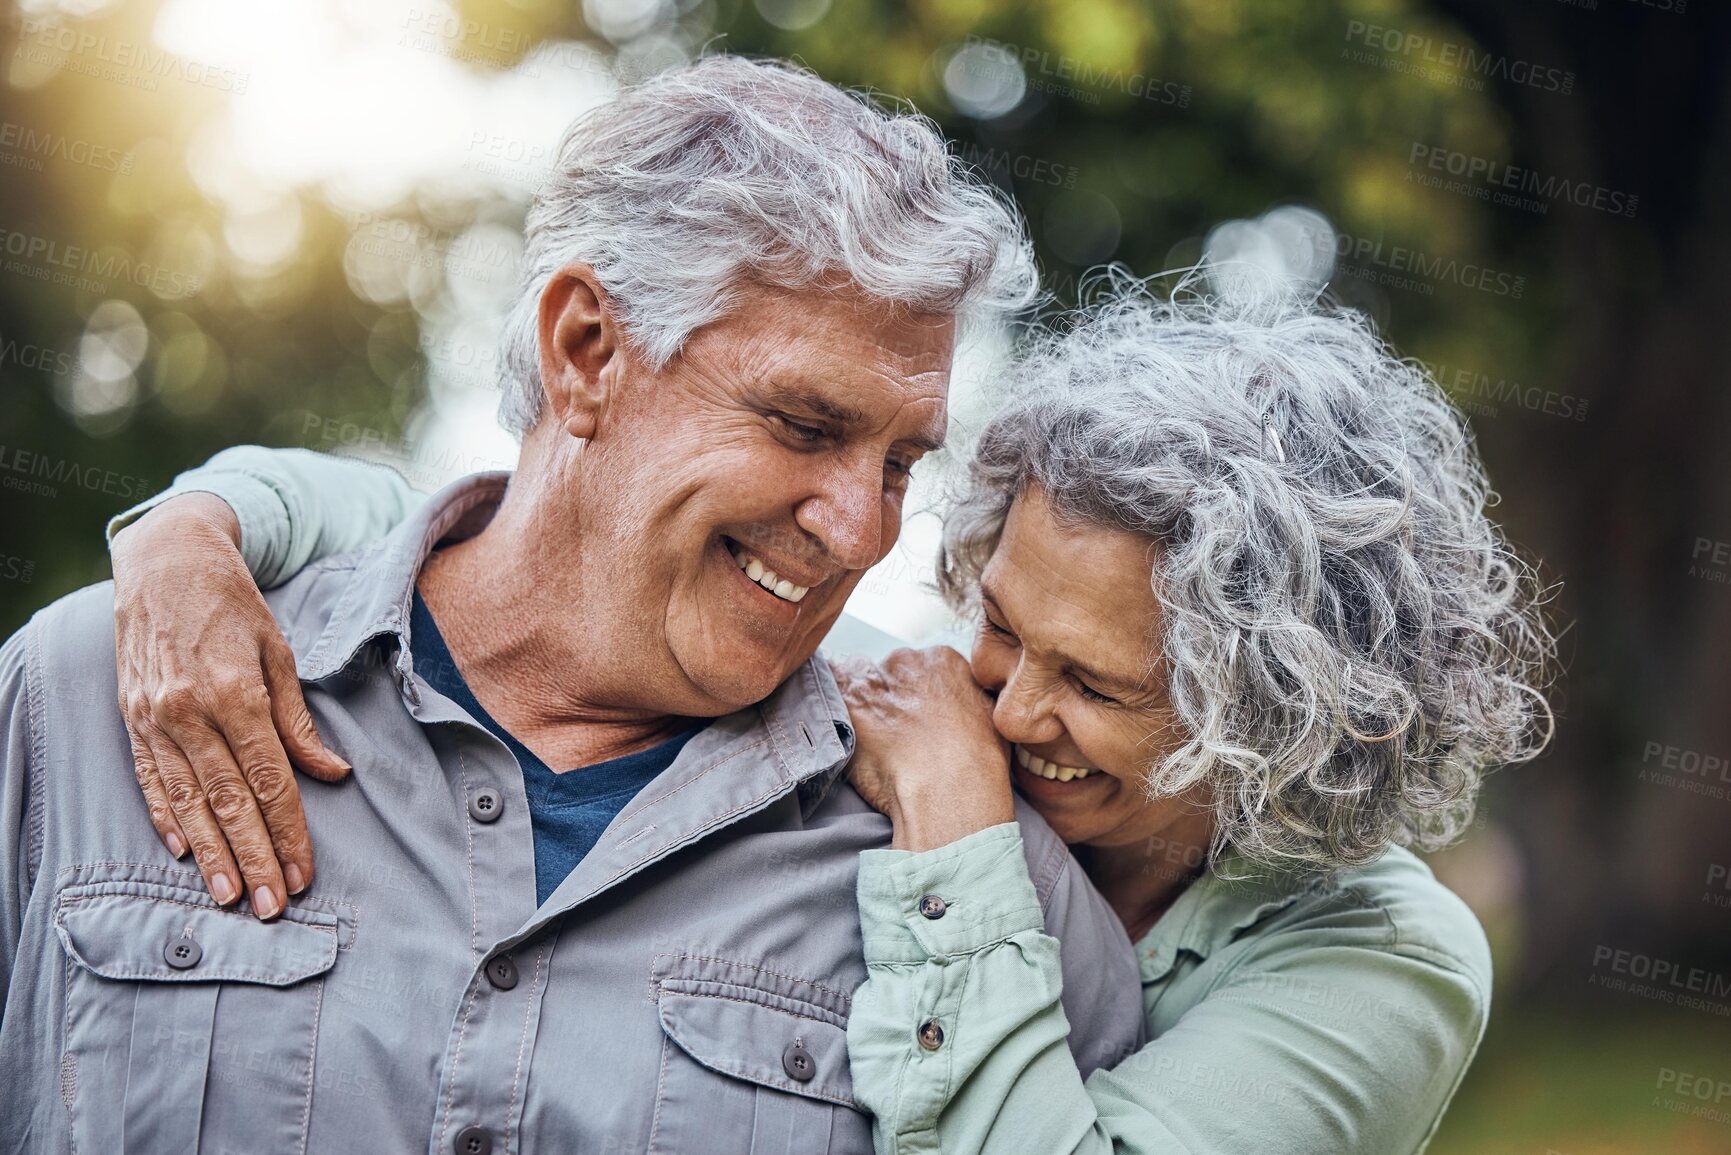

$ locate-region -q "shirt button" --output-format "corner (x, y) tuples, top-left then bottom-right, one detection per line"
(453, 1125), (492, 1155)
(484, 954), (519, 991)
(468, 787), (503, 824)
(163, 936), (202, 970)
(917, 1019), (945, 1051)
(782, 1039), (816, 1082)
(917, 894), (947, 920)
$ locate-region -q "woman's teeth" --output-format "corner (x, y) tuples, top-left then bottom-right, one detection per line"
(728, 544), (809, 603)
(1014, 745), (1097, 781)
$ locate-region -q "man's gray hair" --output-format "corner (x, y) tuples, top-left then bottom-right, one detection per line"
(939, 274), (1556, 872)
(497, 55), (1038, 436)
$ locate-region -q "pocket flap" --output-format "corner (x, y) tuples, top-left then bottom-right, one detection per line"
(56, 887), (339, 985)
(657, 979), (855, 1108)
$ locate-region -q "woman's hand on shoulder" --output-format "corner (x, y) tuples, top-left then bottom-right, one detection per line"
(112, 493), (350, 919)
(829, 646), (1014, 852)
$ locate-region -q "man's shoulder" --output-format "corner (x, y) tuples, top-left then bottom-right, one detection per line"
(17, 580), (119, 685)
(259, 545), (377, 661)
(1009, 793), (1081, 910)
(809, 780), (1078, 904)
(4, 583), (128, 769)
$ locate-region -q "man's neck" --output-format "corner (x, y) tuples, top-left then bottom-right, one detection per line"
(415, 505), (690, 770)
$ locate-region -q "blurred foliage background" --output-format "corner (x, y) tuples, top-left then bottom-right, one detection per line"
(2, 0), (1728, 1150)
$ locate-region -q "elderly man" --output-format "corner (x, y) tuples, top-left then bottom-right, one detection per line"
(0, 57), (1141, 1155)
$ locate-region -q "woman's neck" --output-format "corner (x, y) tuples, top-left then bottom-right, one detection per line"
(1076, 807), (1216, 944)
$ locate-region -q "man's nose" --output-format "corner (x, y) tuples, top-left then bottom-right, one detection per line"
(794, 465), (888, 572)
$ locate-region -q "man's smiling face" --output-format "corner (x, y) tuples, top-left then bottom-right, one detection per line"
(555, 281), (954, 715)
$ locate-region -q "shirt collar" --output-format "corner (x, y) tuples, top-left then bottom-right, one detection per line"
(294, 469), (856, 818)
(774, 653), (856, 817)
(298, 471), (507, 685)
(1136, 850), (1309, 981)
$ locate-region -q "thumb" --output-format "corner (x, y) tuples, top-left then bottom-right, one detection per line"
(263, 639), (351, 782)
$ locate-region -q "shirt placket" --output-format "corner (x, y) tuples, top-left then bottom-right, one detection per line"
(400, 653), (852, 1155)
(405, 673), (550, 1155)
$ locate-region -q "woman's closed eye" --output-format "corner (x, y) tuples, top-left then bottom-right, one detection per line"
(1072, 678), (1119, 706)
(982, 616), (1121, 705)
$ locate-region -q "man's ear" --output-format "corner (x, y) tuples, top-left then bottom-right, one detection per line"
(536, 262), (620, 441)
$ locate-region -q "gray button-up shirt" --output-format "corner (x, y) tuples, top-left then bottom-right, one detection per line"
(0, 474), (1145, 1155)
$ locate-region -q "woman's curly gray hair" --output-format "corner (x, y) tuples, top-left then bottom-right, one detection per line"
(939, 275), (1556, 872)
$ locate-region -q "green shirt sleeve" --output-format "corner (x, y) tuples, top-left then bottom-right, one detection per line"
(849, 823), (1072, 1155)
(106, 446), (426, 589)
(848, 829), (1491, 1155)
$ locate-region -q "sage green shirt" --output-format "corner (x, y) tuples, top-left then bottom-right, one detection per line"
(852, 824), (1490, 1155)
(113, 445), (1493, 1155)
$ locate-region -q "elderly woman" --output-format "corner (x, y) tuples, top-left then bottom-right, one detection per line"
(101, 280), (1550, 1153)
(834, 282), (1553, 1153)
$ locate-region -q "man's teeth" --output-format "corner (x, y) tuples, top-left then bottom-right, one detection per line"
(1014, 745), (1097, 781)
(729, 545), (809, 603)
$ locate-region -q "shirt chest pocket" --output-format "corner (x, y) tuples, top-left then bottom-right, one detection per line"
(650, 975), (873, 1155)
(54, 879), (346, 1155)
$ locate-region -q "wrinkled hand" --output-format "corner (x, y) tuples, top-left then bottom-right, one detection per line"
(112, 493), (350, 919)
(829, 647), (1014, 852)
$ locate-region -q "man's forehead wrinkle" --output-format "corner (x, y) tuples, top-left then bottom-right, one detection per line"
(899, 397), (948, 453)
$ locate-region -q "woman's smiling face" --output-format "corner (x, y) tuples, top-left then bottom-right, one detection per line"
(970, 486), (1206, 849)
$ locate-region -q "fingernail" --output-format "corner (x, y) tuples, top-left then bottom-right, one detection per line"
(212, 872), (237, 904)
(284, 863), (306, 894)
(253, 885), (280, 920)
(166, 831), (186, 858)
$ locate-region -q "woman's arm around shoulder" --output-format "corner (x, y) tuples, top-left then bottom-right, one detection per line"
(108, 445), (424, 589)
(847, 838), (1491, 1155)
(104, 446), (426, 918)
